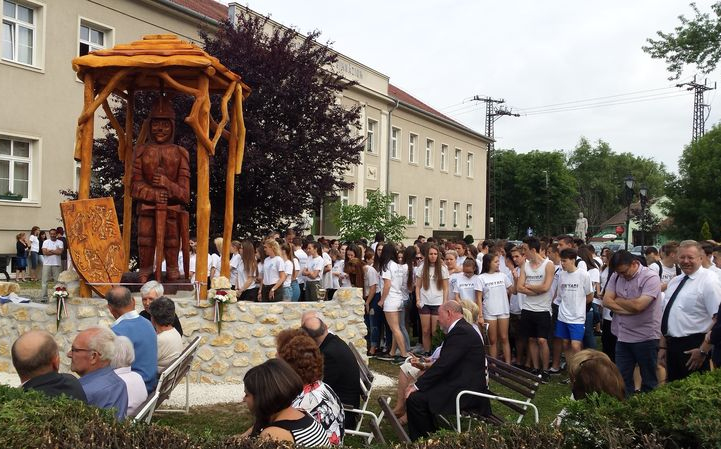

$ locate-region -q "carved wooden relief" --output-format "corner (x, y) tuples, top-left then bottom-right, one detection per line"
(60, 198), (125, 297)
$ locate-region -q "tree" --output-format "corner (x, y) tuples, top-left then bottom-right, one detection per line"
(664, 124), (721, 240)
(701, 220), (712, 240)
(643, 2), (721, 79)
(335, 190), (410, 242)
(87, 14), (364, 248)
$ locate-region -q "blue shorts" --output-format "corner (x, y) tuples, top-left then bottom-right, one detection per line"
(555, 321), (585, 342)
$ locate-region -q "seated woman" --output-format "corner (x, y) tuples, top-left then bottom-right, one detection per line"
(243, 359), (330, 447)
(277, 333), (345, 445)
(111, 336), (148, 417)
(553, 349), (624, 426)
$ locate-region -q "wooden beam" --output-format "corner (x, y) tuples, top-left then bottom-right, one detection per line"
(122, 91), (134, 268)
(195, 74), (211, 299)
(220, 100), (238, 279)
(78, 73), (94, 298)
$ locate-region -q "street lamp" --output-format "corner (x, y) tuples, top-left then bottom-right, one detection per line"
(623, 174), (635, 250)
(639, 184), (649, 254)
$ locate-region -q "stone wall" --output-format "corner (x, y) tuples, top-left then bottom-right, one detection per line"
(0, 287), (367, 383)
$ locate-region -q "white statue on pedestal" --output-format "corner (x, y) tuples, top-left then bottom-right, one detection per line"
(575, 212), (588, 240)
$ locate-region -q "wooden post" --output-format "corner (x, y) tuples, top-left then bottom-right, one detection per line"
(195, 75), (211, 298)
(220, 103), (238, 278)
(78, 73), (94, 298)
(122, 91), (134, 268)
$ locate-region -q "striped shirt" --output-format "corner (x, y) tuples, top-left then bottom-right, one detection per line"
(270, 412), (330, 447)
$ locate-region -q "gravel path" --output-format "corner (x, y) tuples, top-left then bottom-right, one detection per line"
(0, 371), (396, 408)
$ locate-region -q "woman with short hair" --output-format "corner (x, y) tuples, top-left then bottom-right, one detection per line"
(277, 335), (343, 445)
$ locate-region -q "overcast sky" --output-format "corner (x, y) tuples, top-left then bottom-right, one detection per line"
(233, 0), (720, 174)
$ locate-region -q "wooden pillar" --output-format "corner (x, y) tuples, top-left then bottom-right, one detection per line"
(122, 91), (134, 268)
(220, 103), (238, 278)
(195, 75), (211, 298)
(78, 73), (94, 298)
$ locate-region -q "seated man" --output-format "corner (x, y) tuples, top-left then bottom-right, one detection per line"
(111, 336), (148, 417)
(301, 311), (361, 428)
(12, 329), (86, 402)
(138, 280), (184, 336)
(107, 286), (158, 393)
(68, 327), (128, 419)
(405, 301), (490, 441)
(149, 296), (184, 373)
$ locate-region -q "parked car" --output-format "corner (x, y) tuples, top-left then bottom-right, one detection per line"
(630, 245), (657, 257)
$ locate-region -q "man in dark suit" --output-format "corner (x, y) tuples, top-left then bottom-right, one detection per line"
(302, 311), (362, 428)
(11, 330), (87, 401)
(405, 301), (490, 441)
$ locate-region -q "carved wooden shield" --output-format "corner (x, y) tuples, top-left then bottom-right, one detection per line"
(60, 198), (125, 297)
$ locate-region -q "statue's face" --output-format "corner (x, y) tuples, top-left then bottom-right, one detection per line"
(151, 119), (172, 144)
(579, 212), (584, 218)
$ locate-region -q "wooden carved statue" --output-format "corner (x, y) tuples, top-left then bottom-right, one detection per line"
(131, 96), (190, 283)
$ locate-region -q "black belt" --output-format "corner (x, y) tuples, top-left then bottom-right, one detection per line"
(665, 332), (705, 343)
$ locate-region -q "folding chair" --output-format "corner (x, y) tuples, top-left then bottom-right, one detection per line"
(344, 344), (384, 444)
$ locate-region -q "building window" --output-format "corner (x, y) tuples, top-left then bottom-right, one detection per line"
(391, 127), (400, 160)
(467, 152), (474, 178)
(2, 0), (36, 65)
(439, 200), (446, 227)
(409, 133), (417, 164)
(453, 202), (459, 228)
(454, 148), (461, 175)
(390, 193), (399, 215)
(79, 22), (106, 56)
(425, 139), (434, 168)
(466, 204), (472, 228)
(0, 136), (31, 199)
(424, 198), (432, 226)
(407, 195), (417, 224)
(440, 144), (448, 171)
(366, 118), (377, 153)
(339, 189), (350, 206)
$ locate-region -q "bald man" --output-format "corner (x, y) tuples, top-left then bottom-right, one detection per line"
(12, 330), (86, 401)
(302, 312), (361, 427)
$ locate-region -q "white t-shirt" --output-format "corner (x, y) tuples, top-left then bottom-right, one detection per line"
(210, 253), (221, 278)
(306, 255), (324, 281)
(447, 270), (461, 302)
(452, 272), (481, 301)
(522, 258), (553, 313)
(381, 260), (407, 303)
(236, 257), (257, 290)
(457, 255), (467, 266)
(283, 259), (294, 287)
(230, 254), (241, 288)
(41, 239), (63, 266)
(600, 267), (613, 320)
(321, 252), (334, 288)
(557, 269), (593, 324)
(333, 260), (348, 288)
(479, 272), (512, 316)
(263, 255), (285, 285)
(509, 267), (525, 315)
(294, 249), (308, 284)
(363, 265), (378, 297)
(414, 263), (450, 307)
(29, 234), (39, 252)
(552, 265), (562, 306)
(157, 328), (183, 373)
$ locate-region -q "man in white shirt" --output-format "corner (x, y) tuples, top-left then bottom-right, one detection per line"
(700, 241), (721, 282)
(303, 241), (324, 301)
(293, 237), (308, 301)
(659, 240), (721, 382)
(40, 229), (64, 302)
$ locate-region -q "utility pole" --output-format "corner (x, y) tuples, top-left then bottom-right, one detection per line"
(677, 76), (716, 142)
(472, 95), (519, 239)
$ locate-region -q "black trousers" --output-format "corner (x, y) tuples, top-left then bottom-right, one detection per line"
(601, 319), (617, 362)
(666, 333), (710, 382)
(406, 390), (437, 441)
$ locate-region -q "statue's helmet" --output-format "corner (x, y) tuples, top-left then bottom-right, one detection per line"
(150, 96), (176, 121)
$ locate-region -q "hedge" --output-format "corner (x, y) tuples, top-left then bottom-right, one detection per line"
(1, 368), (720, 448)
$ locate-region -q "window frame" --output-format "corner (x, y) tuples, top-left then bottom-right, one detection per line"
(408, 133), (418, 165)
(424, 197), (432, 226)
(467, 152), (474, 178)
(0, 133), (35, 201)
(339, 188), (350, 207)
(1, 0), (38, 67)
(454, 148), (461, 175)
(390, 126), (401, 160)
(439, 199), (446, 227)
(365, 118), (378, 154)
(466, 204), (473, 228)
(440, 144), (448, 172)
(452, 202), (460, 228)
(425, 138), (434, 168)
(407, 195), (417, 224)
(390, 192), (399, 215)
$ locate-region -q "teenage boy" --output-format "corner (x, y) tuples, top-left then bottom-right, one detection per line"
(554, 248), (593, 362)
(650, 242), (681, 293)
(303, 241), (324, 302)
(547, 243), (565, 374)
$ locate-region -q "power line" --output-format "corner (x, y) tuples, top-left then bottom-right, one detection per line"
(516, 86), (677, 112)
(523, 92), (693, 116)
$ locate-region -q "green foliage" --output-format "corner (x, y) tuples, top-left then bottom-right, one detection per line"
(701, 220), (712, 240)
(335, 189), (410, 242)
(643, 2), (721, 79)
(665, 124), (721, 240)
(463, 235), (474, 245)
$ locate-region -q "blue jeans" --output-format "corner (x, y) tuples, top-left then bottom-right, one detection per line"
(615, 339), (659, 396)
(364, 292), (383, 349)
(398, 300), (411, 353)
(290, 280), (300, 302)
(583, 308), (596, 349)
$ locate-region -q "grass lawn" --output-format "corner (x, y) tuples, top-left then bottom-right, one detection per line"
(155, 357), (570, 447)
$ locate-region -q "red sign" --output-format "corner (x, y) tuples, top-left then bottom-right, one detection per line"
(615, 226), (625, 234)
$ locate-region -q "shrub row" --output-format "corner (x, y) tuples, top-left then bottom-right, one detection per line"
(2, 369), (720, 448)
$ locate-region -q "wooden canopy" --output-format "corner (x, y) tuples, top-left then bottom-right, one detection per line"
(72, 34), (251, 298)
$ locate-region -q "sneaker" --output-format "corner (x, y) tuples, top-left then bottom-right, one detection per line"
(391, 356), (406, 365)
(541, 371), (550, 384)
(548, 367), (562, 375)
(375, 352), (394, 361)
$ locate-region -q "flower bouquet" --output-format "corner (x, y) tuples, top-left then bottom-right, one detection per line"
(52, 284), (69, 330)
(208, 277), (238, 334)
